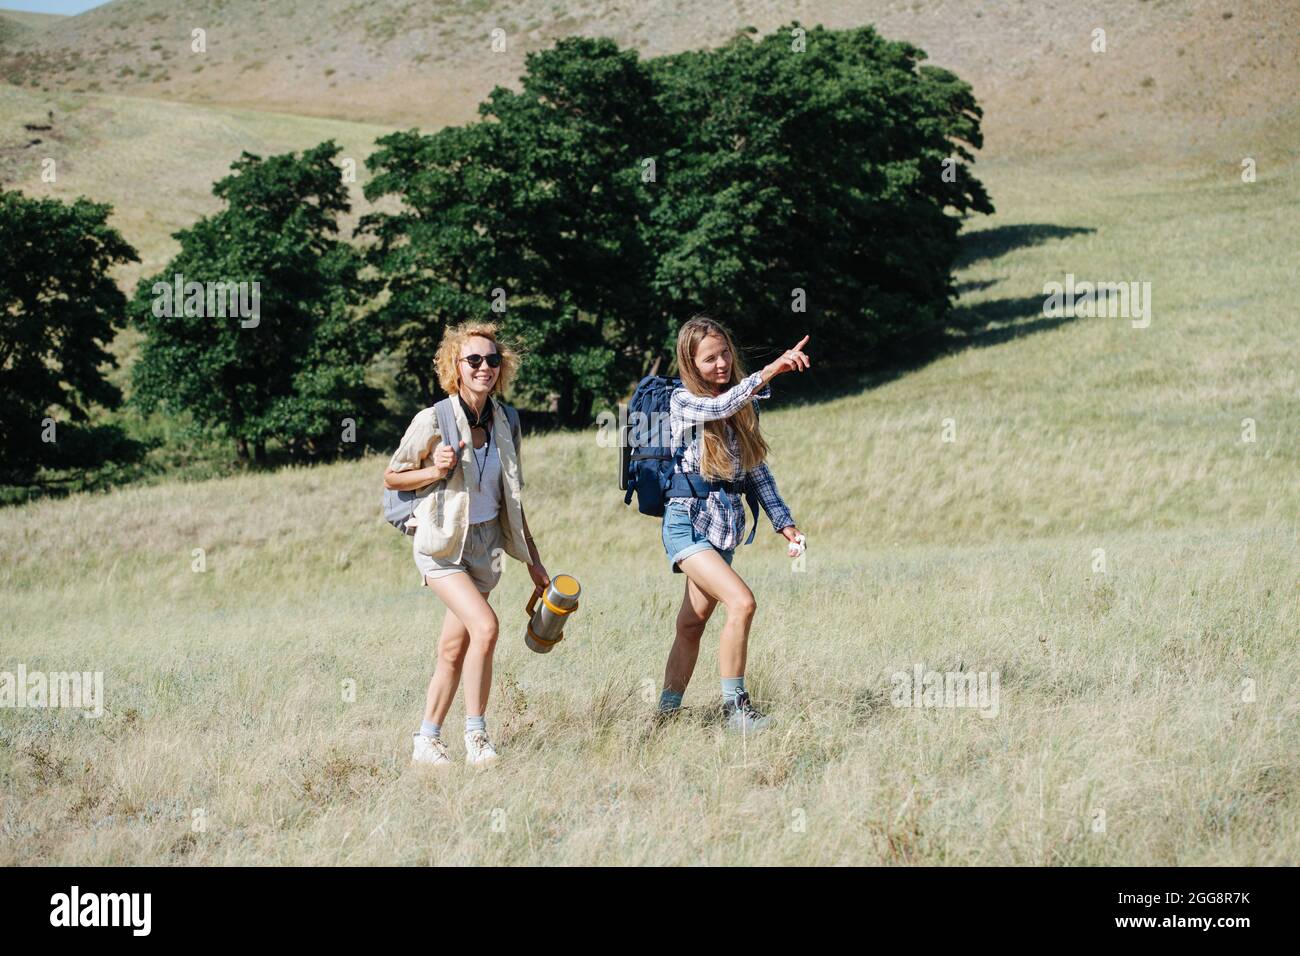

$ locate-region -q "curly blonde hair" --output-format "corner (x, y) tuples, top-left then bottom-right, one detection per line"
(435, 321), (520, 398)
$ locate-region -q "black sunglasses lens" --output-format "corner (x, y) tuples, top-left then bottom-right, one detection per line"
(463, 353), (501, 369)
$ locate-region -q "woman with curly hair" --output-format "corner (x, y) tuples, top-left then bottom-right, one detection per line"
(384, 322), (550, 767)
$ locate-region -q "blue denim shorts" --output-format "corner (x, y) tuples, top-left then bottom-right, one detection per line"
(662, 500), (734, 574)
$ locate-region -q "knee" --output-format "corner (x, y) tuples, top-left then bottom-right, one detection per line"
(727, 591), (757, 621)
(676, 610), (708, 641)
(468, 612), (499, 650)
(438, 636), (469, 667)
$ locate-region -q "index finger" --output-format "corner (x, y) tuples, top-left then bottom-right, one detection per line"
(793, 334), (810, 352)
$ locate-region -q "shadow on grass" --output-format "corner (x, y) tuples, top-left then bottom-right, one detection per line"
(955, 222), (1095, 269)
(777, 295), (1072, 409)
(8, 223), (1097, 503)
(776, 221), (1096, 410)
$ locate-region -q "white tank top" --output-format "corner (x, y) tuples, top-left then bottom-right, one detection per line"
(467, 438), (502, 524)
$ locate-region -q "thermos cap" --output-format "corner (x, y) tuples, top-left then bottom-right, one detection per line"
(547, 574), (580, 609)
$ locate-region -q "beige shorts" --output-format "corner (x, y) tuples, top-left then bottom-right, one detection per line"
(413, 519), (505, 593)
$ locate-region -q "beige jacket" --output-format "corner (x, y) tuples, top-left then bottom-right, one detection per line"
(387, 399), (531, 565)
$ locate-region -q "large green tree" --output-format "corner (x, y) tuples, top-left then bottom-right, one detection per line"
(131, 141), (384, 463)
(362, 23), (992, 425)
(0, 187), (139, 485)
(649, 23), (994, 363)
(361, 37), (670, 424)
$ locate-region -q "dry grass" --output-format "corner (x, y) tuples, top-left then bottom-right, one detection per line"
(1, 147), (1295, 863)
(0, 84), (397, 293)
(2, 0), (1297, 151)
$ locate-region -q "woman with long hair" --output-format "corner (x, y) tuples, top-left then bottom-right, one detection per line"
(657, 316), (810, 731)
(384, 322), (550, 767)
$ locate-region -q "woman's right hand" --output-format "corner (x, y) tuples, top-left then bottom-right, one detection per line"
(763, 334), (811, 379)
(431, 439), (465, 478)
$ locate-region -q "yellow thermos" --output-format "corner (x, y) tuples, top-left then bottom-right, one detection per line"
(525, 574), (581, 653)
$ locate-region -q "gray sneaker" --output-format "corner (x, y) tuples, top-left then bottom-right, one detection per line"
(649, 704), (684, 729)
(723, 691), (772, 733)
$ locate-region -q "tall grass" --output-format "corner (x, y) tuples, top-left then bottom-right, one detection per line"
(1, 149), (1296, 865)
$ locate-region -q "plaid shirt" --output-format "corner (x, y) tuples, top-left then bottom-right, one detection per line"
(669, 370), (795, 550)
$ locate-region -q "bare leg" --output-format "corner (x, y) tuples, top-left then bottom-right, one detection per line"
(676, 550), (756, 678)
(423, 571), (498, 718)
(423, 601), (470, 727)
(662, 576), (718, 695)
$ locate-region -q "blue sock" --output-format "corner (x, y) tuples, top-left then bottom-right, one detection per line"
(419, 719), (441, 739)
(658, 690), (683, 713)
(466, 715), (486, 734)
(721, 676), (745, 706)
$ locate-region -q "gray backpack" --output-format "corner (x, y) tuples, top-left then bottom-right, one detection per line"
(382, 398), (521, 535)
(383, 398), (460, 535)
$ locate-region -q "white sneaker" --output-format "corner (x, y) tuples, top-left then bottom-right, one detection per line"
(464, 729), (499, 766)
(411, 732), (452, 767)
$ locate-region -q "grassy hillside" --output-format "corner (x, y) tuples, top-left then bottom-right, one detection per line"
(4, 0), (1296, 299)
(0, 8), (65, 43)
(2, 0), (1296, 286)
(2, 0), (1297, 158)
(1, 147), (1295, 863)
(0, 84), (397, 293)
(2, 0), (1295, 406)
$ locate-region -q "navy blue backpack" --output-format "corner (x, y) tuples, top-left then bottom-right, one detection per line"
(620, 374), (761, 542)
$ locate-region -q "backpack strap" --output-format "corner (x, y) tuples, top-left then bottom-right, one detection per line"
(741, 477), (760, 546)
(503, 402), (521, 448)
(433, 398), (460, 461)
(502, 402), (523, 487)
(659, 426), (691, 495)
(659, 384), (692, 494)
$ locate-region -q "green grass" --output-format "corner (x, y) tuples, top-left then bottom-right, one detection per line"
(1, 149), (1295, 863)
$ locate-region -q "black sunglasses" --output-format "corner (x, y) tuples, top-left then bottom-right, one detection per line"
(460, 353), (502, 369)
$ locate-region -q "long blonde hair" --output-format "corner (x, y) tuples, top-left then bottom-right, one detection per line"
(435, 321), (520, 398)
(675, 316), (769, 480)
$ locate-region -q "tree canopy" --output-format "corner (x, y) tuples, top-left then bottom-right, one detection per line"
(130, 141), (384, 463)
(0, 187), (139, 485)
(361, 23), (992, 425)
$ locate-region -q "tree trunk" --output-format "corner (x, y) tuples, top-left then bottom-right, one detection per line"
(558, 375), (577, 428)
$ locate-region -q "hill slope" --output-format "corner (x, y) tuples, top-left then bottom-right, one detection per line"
(1, 0), (1297, 159)
(0, 7), (65, 42)
(3, 0), (1297, 300)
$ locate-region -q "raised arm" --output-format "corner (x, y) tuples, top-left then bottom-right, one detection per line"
(671, 371), (770, 424)
(672, 334), (812, 424)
